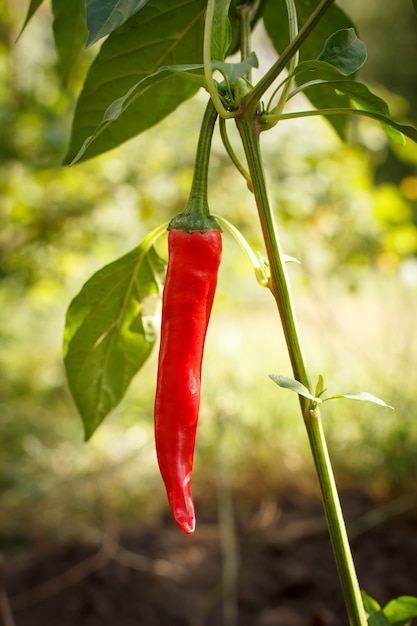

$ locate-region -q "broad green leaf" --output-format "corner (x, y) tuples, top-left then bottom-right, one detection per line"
(317, 28), (367, 76)
(263, 0), (357, 138)
(292, 59), (355, 81)
(413, 0), (417, 15)
(18, 0), (44, 36)
(70, 64), (206, 164)
(86, 0), (151, 46)
(383, 596), (417, 626)
(52, 0), (88, 81)
(324, 391), (393, 409)
(65, 0), (206, 164)
(69, 52), (259, 164)
(362, 591), (382, 616)
(63, 243), (166, 440)
(269, 374), (319, 403)
(211, 0), (232, 61)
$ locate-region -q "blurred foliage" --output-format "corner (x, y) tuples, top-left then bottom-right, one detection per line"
(1, 0), (417, 548)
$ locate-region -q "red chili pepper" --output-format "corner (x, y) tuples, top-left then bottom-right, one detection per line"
(154, 228), (222, 534)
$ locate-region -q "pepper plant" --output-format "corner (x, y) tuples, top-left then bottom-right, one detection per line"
(21, 0), (417, 624)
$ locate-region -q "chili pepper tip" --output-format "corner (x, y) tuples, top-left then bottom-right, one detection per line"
(169, 490), (196, 534)
(175, 514), (196, 535)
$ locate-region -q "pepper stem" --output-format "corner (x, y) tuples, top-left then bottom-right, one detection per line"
(168, 100), (221, 233)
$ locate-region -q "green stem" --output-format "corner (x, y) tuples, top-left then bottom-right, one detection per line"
(235, 114), (367, 626)
(235, 115), (309, 393)
(262, 106), (407, 129)
(169, 100), (221, 232)
(236, 0), (261, 83)
(306, 408), (367, 626)
(237, 2), (251, 63)
(213, 213), (269, 287)
(219, 118), (252, 186)
(245, 0), (335, 113)
(274, 0), (299, 116)
(204, 0), (235, 119)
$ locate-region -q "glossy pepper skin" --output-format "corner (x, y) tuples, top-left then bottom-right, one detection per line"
(154, 229), (222, 534)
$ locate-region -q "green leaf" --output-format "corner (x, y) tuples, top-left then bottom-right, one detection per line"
(18, 0), (44, 36)
(324, 391), (393, 409)
(64, 0), (206, 164)
(293, 59), (352, 79)
(263, 0), (357, 138)
(269, 374), (319, 403)
(263, 0), (357, 65)
(211, 0), (232, 62)
(314, 374), (327, 398)
(213, 52), (259, 83)
(70, 64), (206, 164)
(52, 0), (88, 82)
(368, 613), (392, 626)
(317, 28), (367, 75)
(362, 591), (382, 616)
(69, 51), (259, 164)
(383, 596), (417, 626)
(86, 0), (151, 46)
(413, 0), (417, 15)
(63, 243), (166, 440)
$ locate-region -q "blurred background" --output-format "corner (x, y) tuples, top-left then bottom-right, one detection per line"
(1, 0), (417, 555)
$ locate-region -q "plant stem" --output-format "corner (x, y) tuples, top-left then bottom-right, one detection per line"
(305, 408), (368, 626)
(235, 115), (309, 393)
(274, 0), (299, 116)
(246, 0), (335, 113)
(169, 100), (220, 232)
(235, 114), (367, 626)
(204, 0), (235, 119)
(219, 118), (252, 186)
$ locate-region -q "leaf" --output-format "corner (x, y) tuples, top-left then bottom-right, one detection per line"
(317, 28), (367, 76)
(64, 0), (206, 164)
(368, 613), (392, 626)
(213, 52), (259, 83)
(69, 50), (259, 164)
(362, 591), (382, 616)
(383, 596), (417, 626)
(263, 0), (358, 137)
(413, 0), (417, 15)
(324, 391), (393, 409)
(86, 0), (151, 46)
(269, 374), (319, 403)
(293, 59), (352, 79)
(70, 64), (206, 164)
(63, 243), (166, 440)
(314, 374), (327, 398)
(18, 0), (44, 37)
(52, 0), (88, 82)
(211, 0), (232, 62)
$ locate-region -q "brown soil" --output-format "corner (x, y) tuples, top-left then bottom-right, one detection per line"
(2, 489), (417, 626)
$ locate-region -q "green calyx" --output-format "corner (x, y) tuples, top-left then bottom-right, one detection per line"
(168, 99), (221, 234)
(168, 203), (221, 233)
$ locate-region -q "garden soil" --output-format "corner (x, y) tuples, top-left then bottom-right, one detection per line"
(3, 489), (417, 626)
